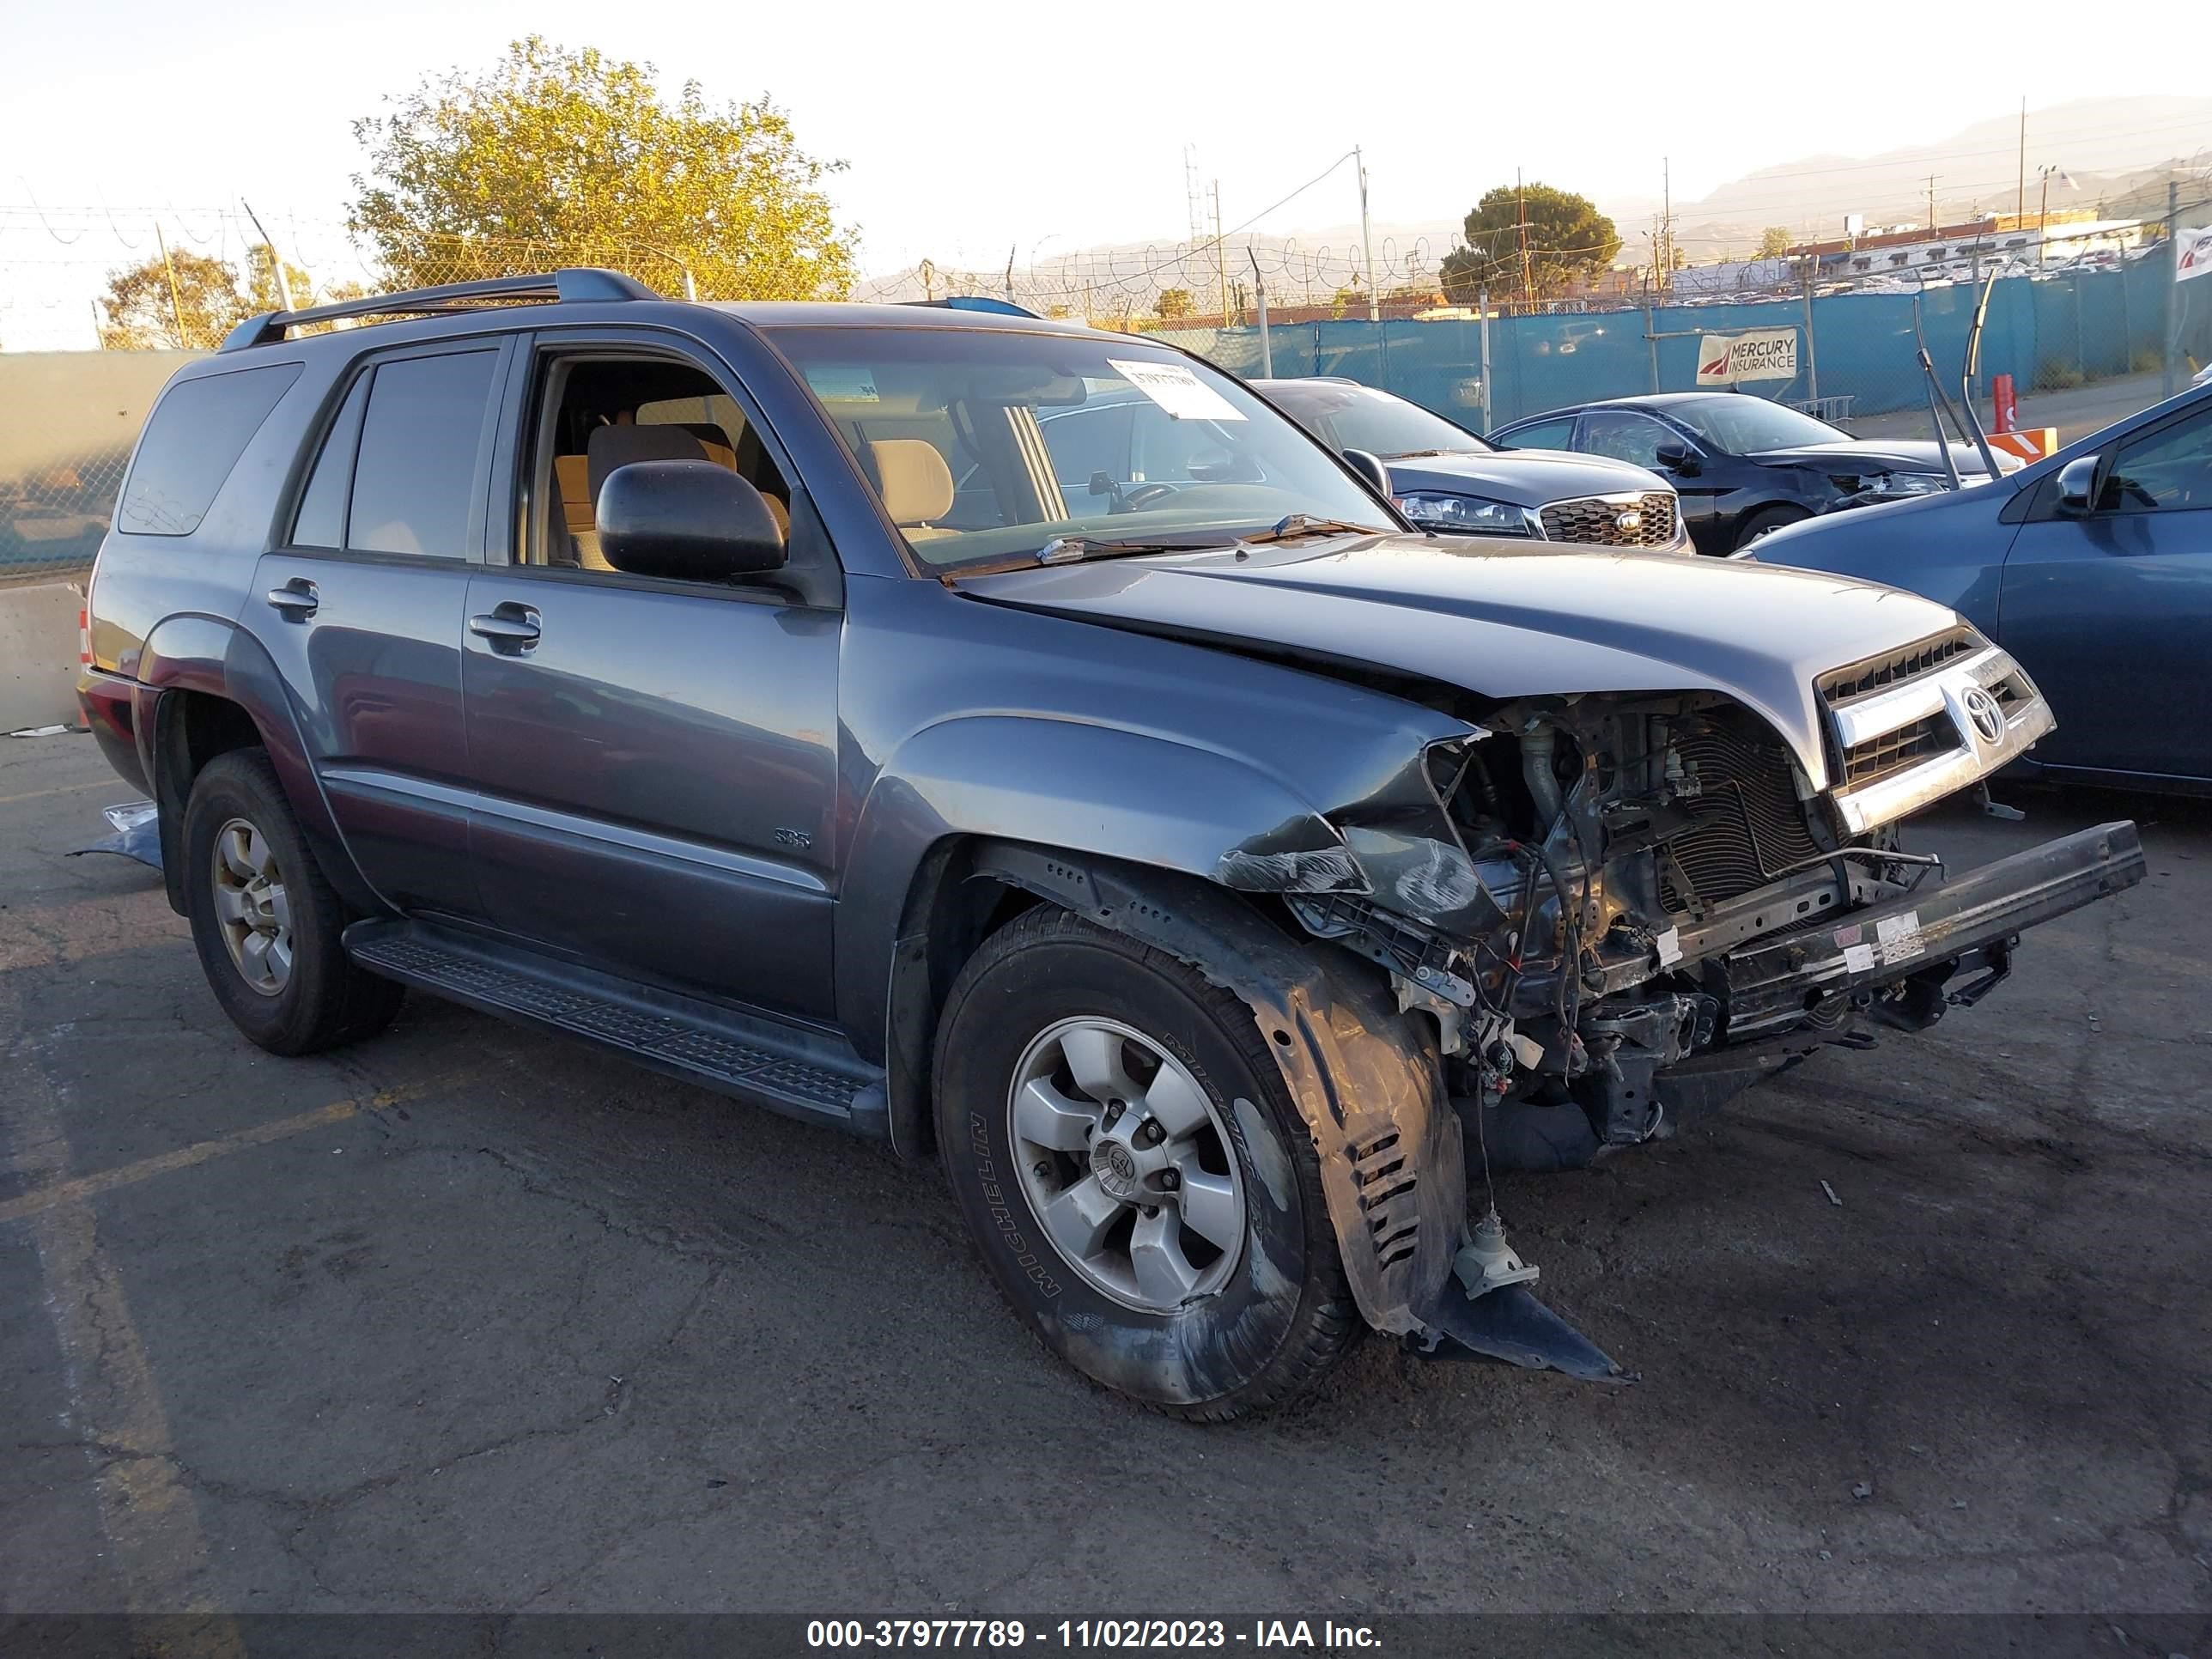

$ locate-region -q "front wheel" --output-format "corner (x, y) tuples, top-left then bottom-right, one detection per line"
(933, 905), (1358, 1419)
(1735, 504), (1810, 550)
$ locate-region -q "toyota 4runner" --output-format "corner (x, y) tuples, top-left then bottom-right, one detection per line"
(78, 270), (2145, 1417)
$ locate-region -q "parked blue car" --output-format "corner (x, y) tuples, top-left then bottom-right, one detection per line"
(1752, 381), (2212, 794)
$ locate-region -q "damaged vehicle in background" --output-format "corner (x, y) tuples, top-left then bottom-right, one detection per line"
(1492, 391), (2024, 553)
(79, 274), (2144, 1419)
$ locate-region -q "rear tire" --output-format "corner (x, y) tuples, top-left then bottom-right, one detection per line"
(933, 905), (1358, 1419)
(181, 749), (404, 1055)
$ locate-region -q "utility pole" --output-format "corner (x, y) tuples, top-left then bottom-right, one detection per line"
(1516, 167), (1531, 311)
(1926, 174), (1938, 233)
(1212, 180), (1229, 325)
(1662, 156), (1672, 290)
(1478, 284), (1492, 429)
(1005, 245), (1017, 305)
(240, 198), (295, 310)
(2016, 98), (2027, 229)
(1250, 247), (1273, 378)
(153, 223), (187, 347)
(2166, 179), (2182, 398)
(1357, 147), (1379, 323)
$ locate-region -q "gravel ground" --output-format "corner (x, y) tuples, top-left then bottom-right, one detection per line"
(3, 726), (2208, 1620)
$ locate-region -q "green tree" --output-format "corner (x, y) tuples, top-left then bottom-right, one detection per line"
(1438, 184), (1621, 304)
(99, 250), (248, 349)
(349, 37), (856, 301)
(1757, 226), (1795, 259)
(1155, 287), (1195, 320)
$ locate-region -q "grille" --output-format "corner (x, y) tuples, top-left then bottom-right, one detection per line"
(1657, 713), (1828, 913)
(1818, 627), (1974, 705)
(1539, 491), (1677, 548)
(1840, 712), (1962, 786)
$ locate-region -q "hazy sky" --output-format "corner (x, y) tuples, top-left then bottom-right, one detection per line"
(3, 0), (2206, 345)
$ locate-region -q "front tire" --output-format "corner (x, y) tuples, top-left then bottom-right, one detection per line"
(182, 749), (403, 1055)
(933, 905), (1358, 1419)
(1735, 504), (1810, 550)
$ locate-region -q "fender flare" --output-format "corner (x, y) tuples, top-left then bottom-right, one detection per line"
(137, 613), (382, 917)
(969, 841), (1463, 1339)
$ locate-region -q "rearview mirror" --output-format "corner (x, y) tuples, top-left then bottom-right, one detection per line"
(2055, 454), (2100, 512)
(597, 461), (787, 582)
(1655, 441), (1700, 477)
(1340, 447), (1391, 496)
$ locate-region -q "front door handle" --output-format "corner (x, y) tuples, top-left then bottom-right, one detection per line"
(468, 605), (541, 650)
(265, 580), (319, 619)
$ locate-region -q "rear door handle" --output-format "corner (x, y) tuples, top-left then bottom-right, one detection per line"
(468, 605), (541, 650)
(265, 580), (319, 618)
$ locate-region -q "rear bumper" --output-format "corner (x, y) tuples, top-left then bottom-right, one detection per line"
(1719, 821), (2145, 1038)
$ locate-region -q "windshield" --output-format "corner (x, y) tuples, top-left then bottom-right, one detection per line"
(765, 326), (1395, 567)
(1265, 383), (1491, 459)
(1667, 397), (1850, 454)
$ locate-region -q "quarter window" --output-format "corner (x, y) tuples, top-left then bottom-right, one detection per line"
(118, 362), (301, 537)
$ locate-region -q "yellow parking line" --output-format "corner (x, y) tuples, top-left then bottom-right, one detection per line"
(0, 776), (111, 807)
(5, 983), (245, 1655)
(0, 1083), (424, 1227)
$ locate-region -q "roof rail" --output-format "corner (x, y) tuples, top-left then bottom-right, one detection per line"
(902, 296), (1040, 319)
(219, 267), (659, 352)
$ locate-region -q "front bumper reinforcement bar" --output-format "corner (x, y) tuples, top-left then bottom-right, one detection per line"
(1721, 820), (2145, 1038)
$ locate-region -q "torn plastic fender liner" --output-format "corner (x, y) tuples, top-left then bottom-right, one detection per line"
(972, 842), (1619, 1377)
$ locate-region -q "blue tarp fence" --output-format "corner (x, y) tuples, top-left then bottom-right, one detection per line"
(1158, 257), (2204, 432)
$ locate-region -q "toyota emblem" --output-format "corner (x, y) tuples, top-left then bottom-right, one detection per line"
(1961, 685), (2004, 745)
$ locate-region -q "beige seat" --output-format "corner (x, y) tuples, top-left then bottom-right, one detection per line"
(866, 439), (957, 542)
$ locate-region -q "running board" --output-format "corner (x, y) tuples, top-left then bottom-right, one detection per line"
(343, 920), (888, 1138)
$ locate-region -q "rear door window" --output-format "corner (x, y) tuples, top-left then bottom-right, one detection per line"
(1495, 415), (1576, 451)
(345, 349), (501, 556)
(117, 362), (302, 536)
(289, 374), (370, 549)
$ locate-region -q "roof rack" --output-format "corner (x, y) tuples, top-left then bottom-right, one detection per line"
(219, 267), (659, 352)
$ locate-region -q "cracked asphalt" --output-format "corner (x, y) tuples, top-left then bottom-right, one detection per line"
(3, 727), (2209, 1617)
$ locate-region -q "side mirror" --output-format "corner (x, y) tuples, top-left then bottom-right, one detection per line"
(2055, 453), (2100, 512)
(1655, 441), (1700, 477)
(1340, 447), (1391, 496)
(597, 460), (787, 582)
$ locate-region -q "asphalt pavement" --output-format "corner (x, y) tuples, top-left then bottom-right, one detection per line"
(3, 727), (2209, 1620)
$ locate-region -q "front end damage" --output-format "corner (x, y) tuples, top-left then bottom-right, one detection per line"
(1206, 626), (2146, 1376)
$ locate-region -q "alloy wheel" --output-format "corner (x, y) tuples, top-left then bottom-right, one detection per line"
(1007, 1016), (1247, 1313)
(210, 817), (294, 996)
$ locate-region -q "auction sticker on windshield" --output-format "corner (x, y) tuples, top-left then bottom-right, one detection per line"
(1108, 359), (1246, 422)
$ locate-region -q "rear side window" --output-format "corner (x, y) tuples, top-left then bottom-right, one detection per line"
(346, 350), (500, 556)
(289, 374), (370, 549)
(1494, 415), (1576, 451)
(117, 362), (302, 536)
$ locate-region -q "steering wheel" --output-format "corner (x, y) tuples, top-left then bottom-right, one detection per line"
(1122, 483), (1180, 511)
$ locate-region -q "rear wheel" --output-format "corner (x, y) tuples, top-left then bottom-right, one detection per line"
(182, 749), (403, 1055)
(934, 905), (1358, 1419)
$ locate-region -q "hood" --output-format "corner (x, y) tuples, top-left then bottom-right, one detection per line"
(1750, 439), (2011, 478)
(1382, 447), (1669, 507)
(958, 535), (1965, 793)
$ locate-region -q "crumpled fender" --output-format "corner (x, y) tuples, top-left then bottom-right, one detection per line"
(973, 842), (1463, 1336)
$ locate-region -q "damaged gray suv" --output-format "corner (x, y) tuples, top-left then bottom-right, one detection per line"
(80, 271), (2145, 1417)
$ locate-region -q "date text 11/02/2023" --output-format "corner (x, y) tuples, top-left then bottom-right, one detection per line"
(805, 1620), (1382, 1649)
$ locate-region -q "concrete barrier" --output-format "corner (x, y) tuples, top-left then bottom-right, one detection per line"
(0, 581), (85, 732)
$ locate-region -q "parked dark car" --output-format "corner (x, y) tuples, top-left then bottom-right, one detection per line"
(1492, 391), (2021, 555)
(78, 271), (2140, 1417)
(1752, 379), (2212, 794)
(1252, 379), (1686, 550)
